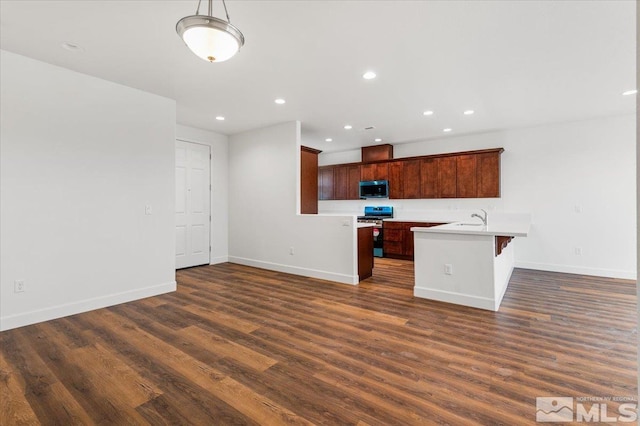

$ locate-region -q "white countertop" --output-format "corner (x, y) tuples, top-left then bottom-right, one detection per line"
(411, 220), (530, 237)
(357, 223), (377, 228)
(384, 217), (450, 224)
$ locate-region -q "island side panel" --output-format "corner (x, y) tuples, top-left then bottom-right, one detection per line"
(413, 231), (497, 310)
(493, 238), (515, 309)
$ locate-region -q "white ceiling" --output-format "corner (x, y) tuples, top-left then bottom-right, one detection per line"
(0, 0), (635, 153)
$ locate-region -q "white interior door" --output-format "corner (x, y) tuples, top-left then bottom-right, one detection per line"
(176, 140), (211, 269)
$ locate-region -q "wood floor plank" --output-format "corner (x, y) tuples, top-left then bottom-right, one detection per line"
(0, 328), (94, 425)
(0, 258), (636, 425)
(176, 325), (278, 372)
(0, 351), (40, 426)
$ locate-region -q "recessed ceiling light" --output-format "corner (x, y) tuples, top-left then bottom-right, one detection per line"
(61, 42), (83, 52)
(463, 110), (475, 115)
(622, 89), (637, 96)
(443, 128), (452, 133)
(344, 125), (353, 130)
(362, 71), (377, 80)
(274, 98), (286, 104)
(215, 116), (225, 121)
(325, 138), (333, 142)
(374, 138), (382, 142)
(423, 110), (434, 116)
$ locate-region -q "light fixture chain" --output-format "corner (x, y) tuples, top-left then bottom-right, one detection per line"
(195, 0), (202, 15)
(208, 0), (212, 17)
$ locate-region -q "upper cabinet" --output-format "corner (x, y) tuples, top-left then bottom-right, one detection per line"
(362, 144), (393, 162)
(361, 162), (389, 182)
(318, 165), (334, 200)
(476, 151), (501, 198)
(301, 146), (322, 213)
(319, 148), (503, 201)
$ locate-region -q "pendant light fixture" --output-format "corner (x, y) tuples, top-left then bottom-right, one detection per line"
(176, 0), (245, 63)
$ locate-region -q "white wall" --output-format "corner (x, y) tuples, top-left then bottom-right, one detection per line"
(0, 50), (177, 331)
(228, 121), (358, 284)
(175, 124), (229, 264)
(319, 114), (637, 279)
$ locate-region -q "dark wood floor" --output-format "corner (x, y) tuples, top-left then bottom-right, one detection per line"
(1, 258), (637, 425)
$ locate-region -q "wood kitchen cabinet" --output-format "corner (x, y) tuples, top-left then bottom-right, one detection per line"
(300, 146), (321, 213)
(334, 164), (361, 200)
(361, 162), (389, 181)
(402, 159), (421, 199)
(318, 166), (334, 200)
(420, 158), (439, 198)
(362, 144), (393, 162)
(388, 161), (404, 199)
(476, 151), (501, 197)
(421, 152), (501, 199)
(319, 148), (503, 201)
(438, 157), (457, 198)
(357, 226), (374, 280)
(334, 165), (348, 200)
(383, 221), (445, 260)
(456, 154), (477, 198)
(319, 164), (360, 200)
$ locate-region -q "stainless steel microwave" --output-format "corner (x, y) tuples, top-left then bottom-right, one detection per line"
(359, 180), (389, 199)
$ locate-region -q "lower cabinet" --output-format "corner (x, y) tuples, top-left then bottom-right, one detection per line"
(358, 226), (374, 280)
(383, 221), (445, 260)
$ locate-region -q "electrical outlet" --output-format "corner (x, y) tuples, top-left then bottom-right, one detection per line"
(444, 264), (453, 275)
(574, 205), (582, 213)
(145, 205), (152, 215)
(289, 247), (295, 255)
(574, 247), (582, 256)
(14, 280), (25, 293)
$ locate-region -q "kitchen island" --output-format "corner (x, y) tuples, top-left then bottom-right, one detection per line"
(411, 220), (530, 311)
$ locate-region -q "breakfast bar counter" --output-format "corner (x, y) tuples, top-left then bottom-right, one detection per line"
(411, 219), (530, 311)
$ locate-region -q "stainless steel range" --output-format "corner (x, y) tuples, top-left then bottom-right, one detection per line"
(357, 206), (393, 257)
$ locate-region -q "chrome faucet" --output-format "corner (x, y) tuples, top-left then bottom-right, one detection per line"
(471, 209), (488, 225)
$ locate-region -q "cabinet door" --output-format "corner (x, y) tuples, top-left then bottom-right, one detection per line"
(403, 159), (421, 199)
(334, 165), (348, 200)
(420, 158), (439, 198)
(404, 223), (418, 257)
(374, 163), (389, 181)
(360, 164), (375, 181)
(388, 161), (404, 199)
(438, 157), (457, 198)
(362, 144), (393, 162)
(456, 154), (477, 198)
(383, 222), (404, 256)
(477, 152), (501, 197)
(347, 165), (361, 200)
(361, 163), (389, 181)
(300, 148), (319, 213)
(318, 166), (335, 200)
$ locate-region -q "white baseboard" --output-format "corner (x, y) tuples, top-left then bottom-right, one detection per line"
(228, 256), (358, 285)
(413, 287), (497, 311)
(515, 261), (637, 280)
(0, 281), (176, 332)
(210, 255), (229, 265)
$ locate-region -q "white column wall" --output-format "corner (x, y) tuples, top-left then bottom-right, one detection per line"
(228, 122), (358, 284)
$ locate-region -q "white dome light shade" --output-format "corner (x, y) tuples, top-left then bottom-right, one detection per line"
(177, 16), (244, 63)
